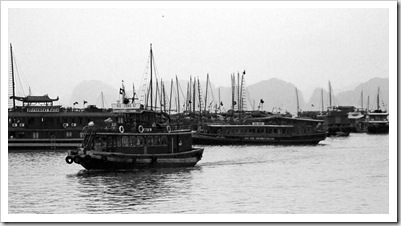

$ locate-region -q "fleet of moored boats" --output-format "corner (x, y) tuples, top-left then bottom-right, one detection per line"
(8, 44), (389, 170)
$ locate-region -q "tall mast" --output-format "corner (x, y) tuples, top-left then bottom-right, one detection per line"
(101, 91), (105, 109)
(367, 95), (370, 112)
(377, 87), (380, 110)
(231, 74), (235, 111)
(295, 87), (300, 117)
(169, 79), (173, 114)
(204, 73), (209, 113)
(176, 75), (180, 114)
(328, 81), (332, 108)
(149, 44), (153, 110)
(10, 43), (16, 109)
(198, 77), (202, 114)
(192, 79), (196, 114)
(237, 72), (241, 111)
(361, 90), (363, 109)
(321, 88), (324, 112)
(218, 88), (221, 112)
(155, 78), (158, 111)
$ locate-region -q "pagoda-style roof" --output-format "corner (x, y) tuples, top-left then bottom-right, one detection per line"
(10, 95), (59, 103)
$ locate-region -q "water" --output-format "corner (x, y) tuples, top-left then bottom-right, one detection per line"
(8, 133), (389, 214)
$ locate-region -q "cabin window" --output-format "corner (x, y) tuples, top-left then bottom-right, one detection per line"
(66, 132), (72, 138)
(273, 129), (278, 134)
(147, 136), (154, 146)
(161, 136), (167, 146)
(33, 132), (39, 139)
(116, 137), (122, 147)
(137, 137), (144, 146)
(107, 137), (113, 148)
(118, 117), (124, 124)
(257, 128), (264, 133)
(129, 136), (136, 147)
(250, 128), (255, 133)
(122, 136), (129, 147)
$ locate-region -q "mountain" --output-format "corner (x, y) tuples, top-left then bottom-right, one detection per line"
(67, 80), (119, 108)
(306, 77), (389, 111)
(64, 77), (389, 113)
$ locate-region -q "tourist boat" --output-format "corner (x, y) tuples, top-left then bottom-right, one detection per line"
(366, 87), (389, 134)
(65, 44), (204, 170)
(8, 44), (114, 149)
(193, 114), (327, 145)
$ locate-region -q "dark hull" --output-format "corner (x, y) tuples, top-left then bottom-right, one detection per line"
(367, 124), (389, 134)
(327, 127), (351, 137)
(9, 138), (82, 149)
(192, 133), (327, 145)
(69, 148), (204, 170)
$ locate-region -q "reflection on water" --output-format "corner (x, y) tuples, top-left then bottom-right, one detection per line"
(8, 133), (389, 214)
(67, 168), (200, 213)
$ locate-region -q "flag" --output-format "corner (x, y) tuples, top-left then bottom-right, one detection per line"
(83, 100), (87, 105)
(220, 101), (223, 106)
(73, 102), (78, 105)
(233, 101), (237, 105)
(260, 99), (264, 104)
(311, 104), (314, 107)
(243, 70), (246, 75)
(119, 88), (125, 95)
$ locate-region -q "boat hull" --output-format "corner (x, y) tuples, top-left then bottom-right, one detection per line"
(67, 148), (204, 170)
(192, 133), (327, 145)
(367, 124), (389, 134)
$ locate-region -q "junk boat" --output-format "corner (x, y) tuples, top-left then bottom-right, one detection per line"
(193, 114), (327, 145)
(65, 44), (204, 170)
(366, 87), (389, 134)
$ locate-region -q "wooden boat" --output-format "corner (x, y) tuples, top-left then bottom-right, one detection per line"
(193, 114), (327, 145)
(366, 87), (389, 134)
(65, 44), (204, 170)
(8, 44), (114, 149)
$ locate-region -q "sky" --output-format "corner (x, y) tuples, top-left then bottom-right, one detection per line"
(4, 1), (393, 106)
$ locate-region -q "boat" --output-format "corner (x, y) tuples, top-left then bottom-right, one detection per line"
(8, 44), (114, 149)
(192, 75), (327, 145)
(65, 44), (204, 170)
(193, 114), (327, 145)
(316, 83), (352, 137)
(366, 87), (389, 134)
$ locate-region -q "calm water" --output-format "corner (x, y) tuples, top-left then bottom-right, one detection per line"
(8, 133), (389, 214)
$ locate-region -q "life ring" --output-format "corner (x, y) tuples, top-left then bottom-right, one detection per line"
(50, 135), (56, 139)
(166, 125), (171, 133)
(65, 156), (73, 164)
(73, 156), (81, 164)
(138, 125), (144, 133)
(63, 123), (67, 128)
(119, 125), (125, 133)
(84, 155), (91, 163)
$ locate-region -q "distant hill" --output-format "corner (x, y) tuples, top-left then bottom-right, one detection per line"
(306, 77), (389, 111)
(67, 80), (119, 108)
(64, 77), (389, 113)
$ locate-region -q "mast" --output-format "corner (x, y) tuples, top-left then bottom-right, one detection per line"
(149, 44), (153, 110)
(218, 88), (221, 112)
(204, 73), (209, 113)
(162, 79), (166, 112)
(361, 90), (363, 109)
(155, 78), (158, 111)
(321, 88), (324, 112)
(192, 79), (196, 114)
(295, 87), (300, 117)
(377, 87), (380, 110)
(231, 74), (235, 111)
(176, 75), (180, 114)
(237, 72), (241, 111)
(328, 81), (332, 108)
(367, 95), (370, 112)
(169, 79), (173, 114)
(10, 43), (16, 109)
(101, 91), (105, 109)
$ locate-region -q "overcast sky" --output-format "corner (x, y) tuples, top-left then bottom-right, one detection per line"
(4, 2), (393, 105)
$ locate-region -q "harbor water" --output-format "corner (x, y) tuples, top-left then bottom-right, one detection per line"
(8, 133), (389, 215)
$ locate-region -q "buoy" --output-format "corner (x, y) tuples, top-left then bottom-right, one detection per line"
(166, 125), (171, 133)
(119, 125), (125, 133)
(84, 155), (91, 163)
(138, 125), (144, 133)
(65, 156), (73, 164)
(73, 156), (81, 164)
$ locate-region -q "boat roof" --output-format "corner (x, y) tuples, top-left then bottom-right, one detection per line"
(348, 113), (365, 119)
(207, 124), (294, 128)
(367, 112), (389, 116)
(10, 95), (59, 102)
(245, 115), (324, 123)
